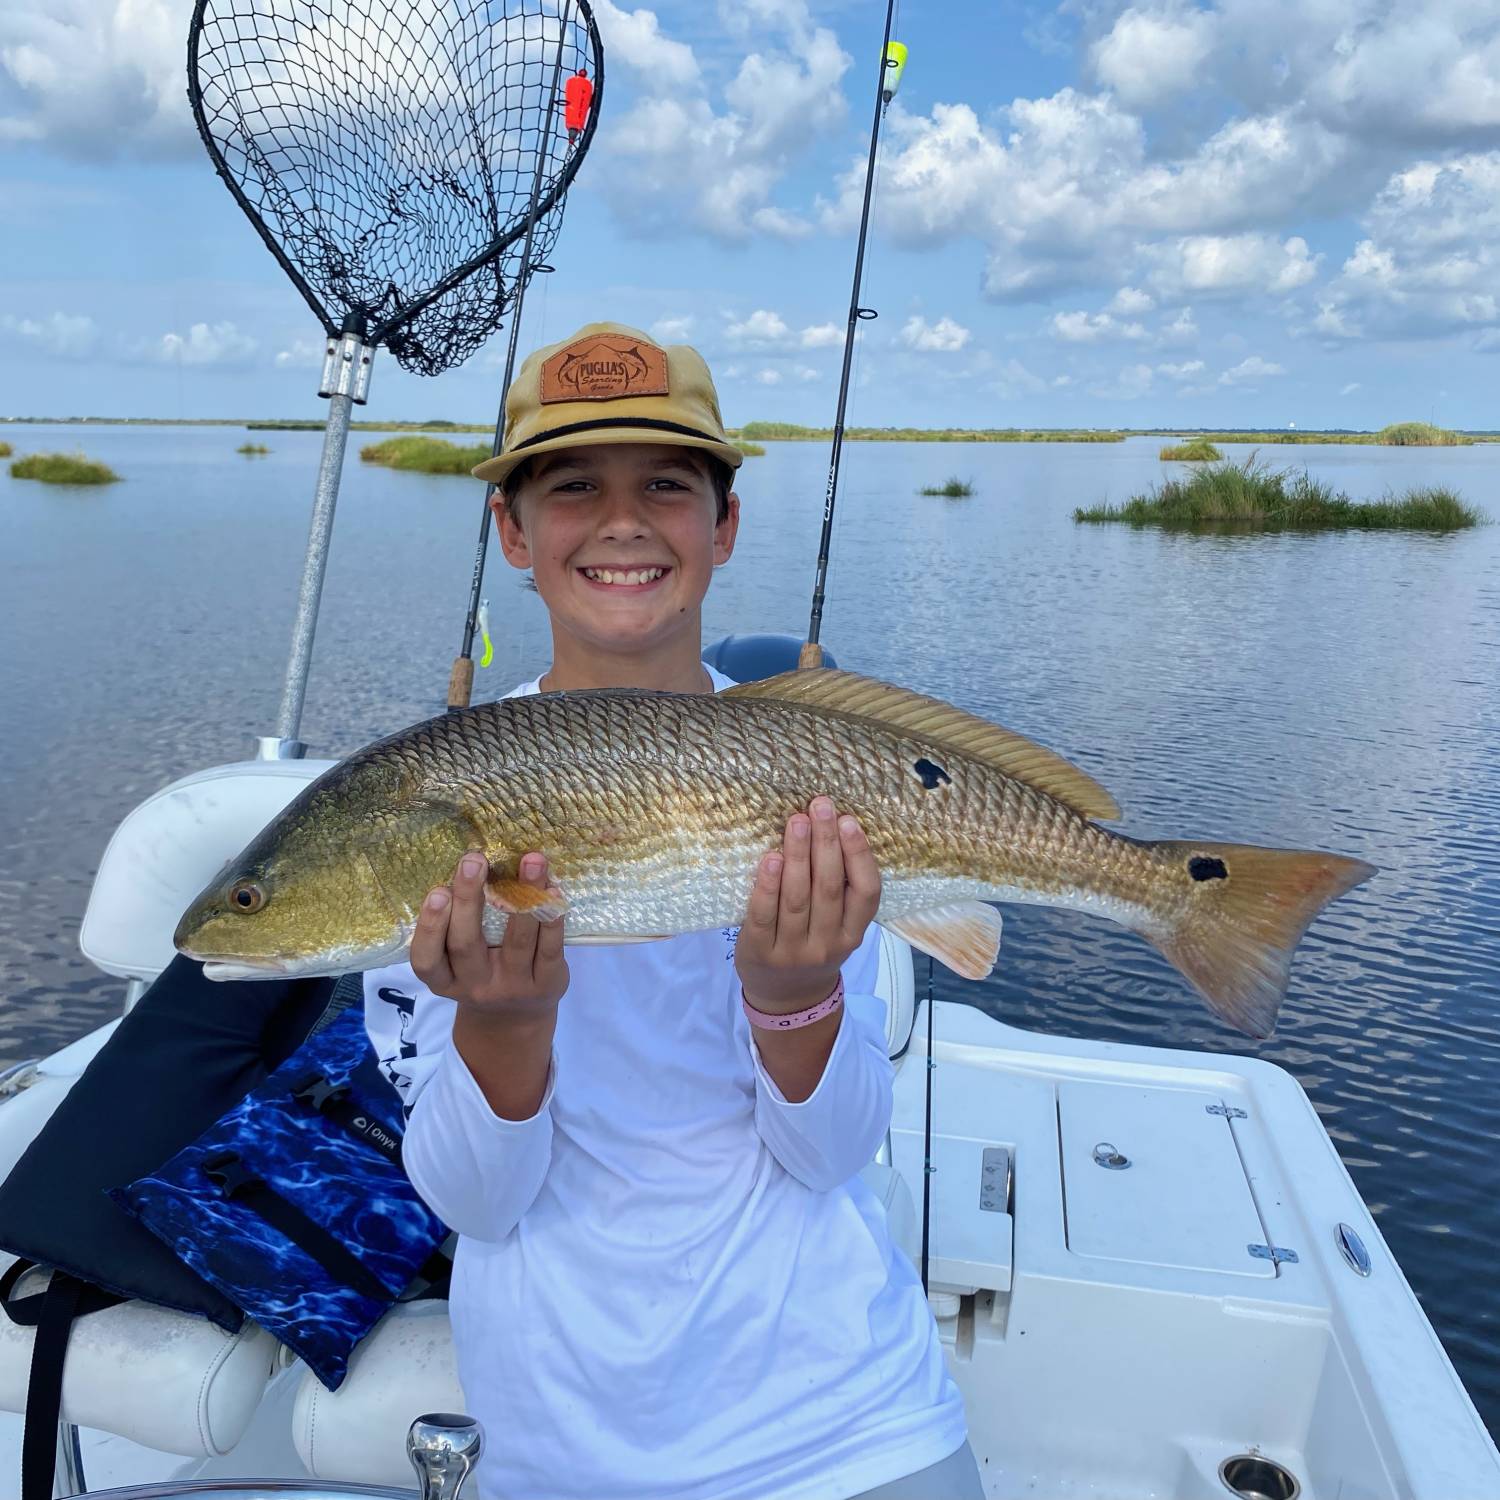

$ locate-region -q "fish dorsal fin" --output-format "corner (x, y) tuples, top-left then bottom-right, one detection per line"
(723, 669), (1120, 821)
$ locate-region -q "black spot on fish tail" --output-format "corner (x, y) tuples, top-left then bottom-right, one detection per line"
(913, 757), (952, 790)
(1188, 855), (1229, 882)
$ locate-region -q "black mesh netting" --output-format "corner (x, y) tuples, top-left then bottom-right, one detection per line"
(189, 0), (602, 375)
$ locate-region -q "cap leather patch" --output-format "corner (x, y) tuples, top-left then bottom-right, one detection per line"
(540, 334), (670, 404)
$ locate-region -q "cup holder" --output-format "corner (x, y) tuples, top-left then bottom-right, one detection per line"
(1218, 1453), (1301, 1500)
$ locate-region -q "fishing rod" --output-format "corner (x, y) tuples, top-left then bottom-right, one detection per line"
(789, 7), (937, 1292)
(799, 8), (907, 671)
(448, 0), (587, 712)
(188, 0), (602, 757)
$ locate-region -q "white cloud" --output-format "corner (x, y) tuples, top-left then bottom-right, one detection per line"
(651, 315), (696, 344)
(794, 365), (819, 382)
(273, 338), (326, 370)
(598, 0), (850, 240)
(0, 0), (191, 157)
(989, 358), (1048, 398)
(834, 90), (1341, 306)
(726, 309), (791, 346)
(900, 315), (971, 352)
(1083, 1), (1500, 148)
(1219, 355), (1286, 385)
(1093, 362), (1155, 399)
(749, 205), (812, 238)
(1315, 153), (1500, 341)
(0, 310), (97, 358)
(1089, 6), (1215, 110)
(152, 321), (259, 369)
(1157, 359), (1205, 379)
(1050, 310), (1147, 344)
(1109, 286), (1155, 315)
(754, 368), (782, 385)
(1159, 307), (1199, 345)
(1149, 234), (1320, 297)
(725, 309), (852, 352)
(592, 0), (700, 87)
(799, 322), (843, 349)
(1340, 381), (1362, 394)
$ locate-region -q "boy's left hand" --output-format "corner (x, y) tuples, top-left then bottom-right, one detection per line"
(735, 797), (881, 1013)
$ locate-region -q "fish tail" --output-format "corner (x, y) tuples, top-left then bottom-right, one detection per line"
(1142, 841), (1376, 1038)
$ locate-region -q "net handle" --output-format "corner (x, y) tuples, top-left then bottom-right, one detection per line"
(185, 0), (606, 345)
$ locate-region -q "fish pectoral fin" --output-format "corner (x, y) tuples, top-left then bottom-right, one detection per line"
(883, 903), (1003, 981)
(485, 877), (571, 924)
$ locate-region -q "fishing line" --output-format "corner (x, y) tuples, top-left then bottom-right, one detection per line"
(799, 0), (902, 669)
(449, 0), (579, 711)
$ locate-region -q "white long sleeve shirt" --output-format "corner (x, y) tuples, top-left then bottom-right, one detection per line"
(363, 670), (966, 1500)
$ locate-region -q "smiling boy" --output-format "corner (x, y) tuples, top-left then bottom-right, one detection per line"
(363, 324), (980, 1499)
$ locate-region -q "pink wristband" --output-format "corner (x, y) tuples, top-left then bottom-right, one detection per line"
(742, 976), (845, 1031)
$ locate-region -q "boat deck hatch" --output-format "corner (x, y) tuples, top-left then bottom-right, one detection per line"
(1058, 1082), (1273, 1278)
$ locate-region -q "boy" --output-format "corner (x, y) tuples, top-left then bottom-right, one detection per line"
(364, 323), (981, 1499)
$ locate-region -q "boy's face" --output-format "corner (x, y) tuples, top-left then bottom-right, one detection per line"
(494, 443), (739, 659)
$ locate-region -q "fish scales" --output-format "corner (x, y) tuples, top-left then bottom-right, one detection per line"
(384, 691), (1133, 936)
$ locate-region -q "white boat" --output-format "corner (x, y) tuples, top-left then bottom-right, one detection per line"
(2, 722), (1498, 1499)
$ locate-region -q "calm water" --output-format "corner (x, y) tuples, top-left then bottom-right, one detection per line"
(3, 425), (1499, 1430)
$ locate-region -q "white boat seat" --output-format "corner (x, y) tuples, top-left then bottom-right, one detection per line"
(292, 1162), (920, 1487)
(0, 1262), (278, 1458)
(80, 758), (338, 982)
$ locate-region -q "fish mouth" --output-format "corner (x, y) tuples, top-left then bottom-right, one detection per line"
(577, 565), (671, 590)
(199, 957), (292, 982)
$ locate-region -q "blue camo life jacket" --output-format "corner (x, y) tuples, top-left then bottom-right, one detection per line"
(111, 1006), (448, 1390)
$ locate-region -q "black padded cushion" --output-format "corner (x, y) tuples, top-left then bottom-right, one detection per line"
(0, 957), (337, 1329)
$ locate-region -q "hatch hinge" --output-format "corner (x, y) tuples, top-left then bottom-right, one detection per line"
(1206, 1103), (1248, 1119)
(1248, 1243), (1299, 1266)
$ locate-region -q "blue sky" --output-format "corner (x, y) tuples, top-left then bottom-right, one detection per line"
(3, 0), (1500, 429)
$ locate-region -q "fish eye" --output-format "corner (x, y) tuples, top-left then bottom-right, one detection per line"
(229, 880), (266, 913)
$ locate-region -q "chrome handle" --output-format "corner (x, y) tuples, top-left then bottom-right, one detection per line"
(407, 1413), (484, 1500)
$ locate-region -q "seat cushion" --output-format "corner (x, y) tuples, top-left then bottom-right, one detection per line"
(0, 1263), (277, 1457)
(293, 1298), (462, 1484)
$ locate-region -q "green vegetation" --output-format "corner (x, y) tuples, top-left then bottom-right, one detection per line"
(738, 421), (1124, 443)
(359, 436), (491, 474)
(1161, 425), (1475, 447)
(1375, 421), (1469, 446)
(1074, 459), (1483, 531)
(1160, 439), (1222, 462)
(236, 442), (270, 455)
(733, 439), (766, 457)
(10, 452), (119, 485)
(251, 418), (492, 433)
(919, 476), (975, 497)
(0, 441), (11, 458)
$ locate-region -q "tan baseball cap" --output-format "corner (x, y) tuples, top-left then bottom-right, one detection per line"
(471, 321), (744, 488)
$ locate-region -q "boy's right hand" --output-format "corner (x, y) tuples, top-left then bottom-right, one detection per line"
(411, 851), (569, 1017)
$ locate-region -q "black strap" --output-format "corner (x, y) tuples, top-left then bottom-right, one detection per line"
(4, 1261), (124, 1500)
(510, 414), (727, 452)
(291, 1072), (403, 1166)
(202, 1151), (390, 1303)
(20, 1271), (81, 1500)
(1, 1259), (122, 1328)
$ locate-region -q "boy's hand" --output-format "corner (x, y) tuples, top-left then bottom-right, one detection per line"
(735, 798), (881, 1013)
(411, 851), (569, 1017)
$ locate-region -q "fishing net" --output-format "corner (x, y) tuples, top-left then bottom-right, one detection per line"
(189, 0), (603, 375)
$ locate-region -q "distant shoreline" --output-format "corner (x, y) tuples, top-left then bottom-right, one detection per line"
(3, 416), (1498, 442)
